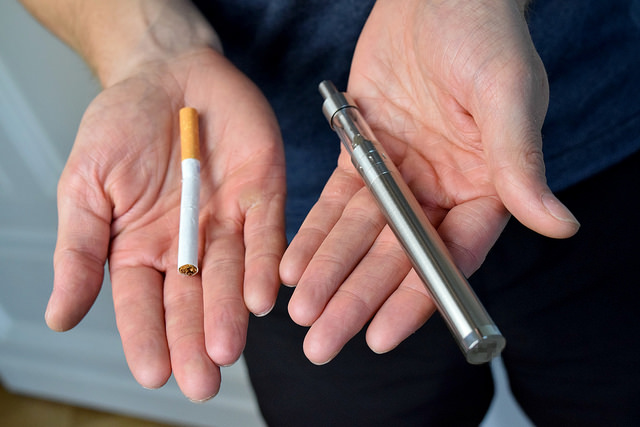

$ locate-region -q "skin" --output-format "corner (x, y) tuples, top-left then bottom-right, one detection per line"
(50, 51), (287, 401)
(281, 0), (579, 364)
(20, 0), (578, 402)
(22, 0), (286, 402)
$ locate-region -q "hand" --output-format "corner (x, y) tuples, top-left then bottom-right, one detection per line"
(281, 0), (579, 364)
(46, 48), (286, 401)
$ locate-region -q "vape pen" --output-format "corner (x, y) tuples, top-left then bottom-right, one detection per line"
(319, 80), (505, 364)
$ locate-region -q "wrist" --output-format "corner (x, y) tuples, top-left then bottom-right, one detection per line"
(514, 0), (532, 14)
(122, 4), (224, 87)
(83, 1), (222, 87)
(21, 0), (221, 88)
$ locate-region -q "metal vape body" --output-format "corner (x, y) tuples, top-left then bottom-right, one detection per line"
(319, 80), (505, 364)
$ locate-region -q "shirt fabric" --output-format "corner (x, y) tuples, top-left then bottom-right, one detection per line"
(191, 0), (640, 238)
(188, 3), (640, 424)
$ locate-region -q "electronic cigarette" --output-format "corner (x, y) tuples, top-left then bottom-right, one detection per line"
(319, 80), (505, 364)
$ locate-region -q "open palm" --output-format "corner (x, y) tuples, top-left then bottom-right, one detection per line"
(48, 48), (286, 401)
(282, 0), (578, 364)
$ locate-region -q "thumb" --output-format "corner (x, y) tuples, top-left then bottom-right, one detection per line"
(491, 138), (580, 239)
(480, 61), (580, 239)
(47, 167), (111, 331)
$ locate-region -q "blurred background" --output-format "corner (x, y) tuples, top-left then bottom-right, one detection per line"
(0, 1), (532, 425)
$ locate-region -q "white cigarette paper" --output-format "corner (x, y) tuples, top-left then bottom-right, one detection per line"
(177, 107), (201, 276)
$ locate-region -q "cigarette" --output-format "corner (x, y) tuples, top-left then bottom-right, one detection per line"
(177, 107), (201, 276)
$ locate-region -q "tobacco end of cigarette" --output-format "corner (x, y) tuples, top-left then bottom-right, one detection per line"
(180, 107), (200, 161)
(179, 264), (199, 276)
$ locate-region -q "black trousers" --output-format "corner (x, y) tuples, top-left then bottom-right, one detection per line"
(244, 150), (640, 426)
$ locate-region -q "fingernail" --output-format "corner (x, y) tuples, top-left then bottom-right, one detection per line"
(309, 350), (340, 366)
(44, 300), (62, 332)
(188, 391), (218, 403)
(253, 302), (275, 318)
(542, 193), (580, 226)
(311, 357), (334, 366)
(189, 395), (215, 404)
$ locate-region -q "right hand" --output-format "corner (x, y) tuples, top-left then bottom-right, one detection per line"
(282, 0), (578, 365)
(48, 47), (286, 402)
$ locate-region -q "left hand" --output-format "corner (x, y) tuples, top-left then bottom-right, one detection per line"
(48, 49), (286, 401)
(281, 0), (579, 364)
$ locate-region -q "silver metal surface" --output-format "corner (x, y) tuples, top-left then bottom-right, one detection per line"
(319, 80), (505, 364)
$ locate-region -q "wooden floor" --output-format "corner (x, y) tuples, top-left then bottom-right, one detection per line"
(0, 382), (173, 427)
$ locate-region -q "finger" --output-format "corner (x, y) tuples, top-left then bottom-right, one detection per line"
(436, 196), (510, 277)
(491, 139), (580, 239)
(366, 269), (437, 354)
(242, 193), (286, 316)
(164, 267), (221, 402)
(280, 165), (363, 286)
(47, 172), (111, 331)
(302, 226), (412, 364)
(110, 266), (171, 390)
(364, 199), (507, 353)
(201, 224), (249, 368)
(288, 187), (387, 327)
(479, 58), (580, 239)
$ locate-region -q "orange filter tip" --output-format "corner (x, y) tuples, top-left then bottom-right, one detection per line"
(179, 107), (200, 161)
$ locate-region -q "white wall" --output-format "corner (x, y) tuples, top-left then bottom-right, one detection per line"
(0, 2), (532, 426)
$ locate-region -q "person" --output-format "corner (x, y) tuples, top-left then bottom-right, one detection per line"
(20, 0), (639, 425)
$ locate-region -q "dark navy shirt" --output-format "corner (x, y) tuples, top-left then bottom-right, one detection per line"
(528, 0), (640, 191)
(192, 0), (640, 237)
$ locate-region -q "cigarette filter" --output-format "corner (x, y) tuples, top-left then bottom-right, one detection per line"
(178, 107), (201, 276)
(319, 80), (505, 364)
